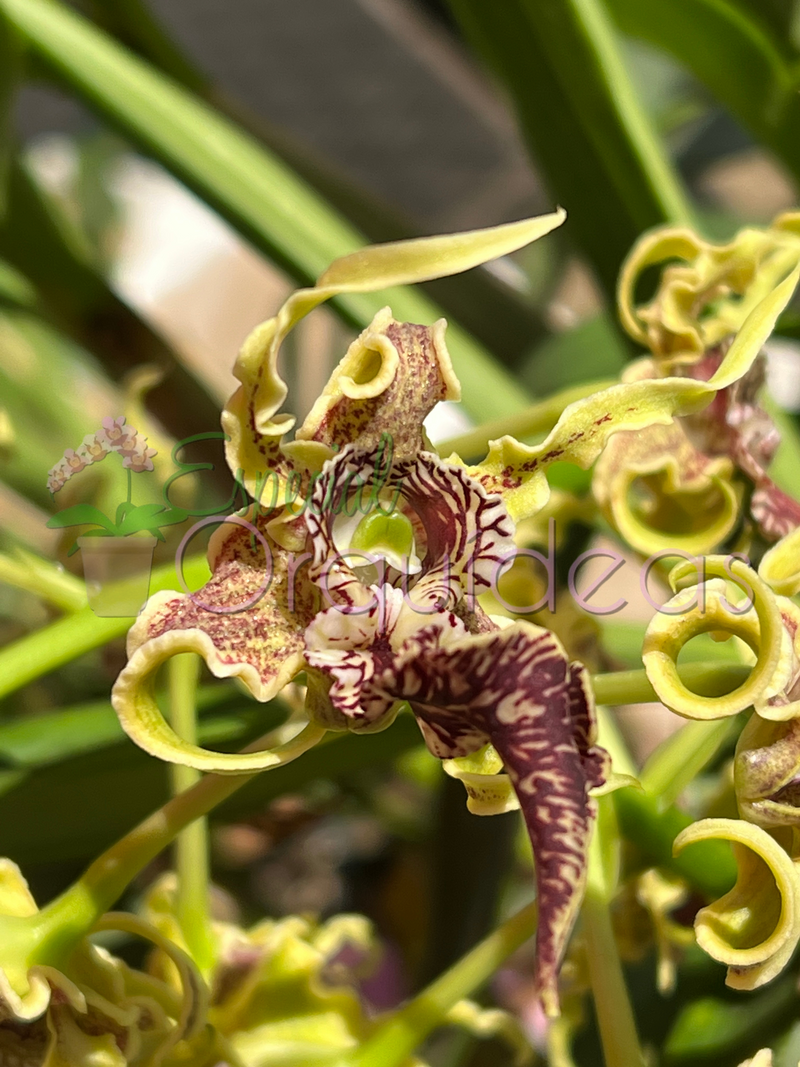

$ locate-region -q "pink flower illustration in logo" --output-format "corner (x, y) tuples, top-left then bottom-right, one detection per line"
(122, 437), (158, 473)
(62, 448), (88, 475)
(45, 417), (186, 550)
(77, 433), (111, 464)
(97, 415), (138, 452)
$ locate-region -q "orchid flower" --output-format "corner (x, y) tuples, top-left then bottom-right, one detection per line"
(594, 217), (800, 555)
(641, 538), (800, 990)
(142, 874), (531, 1067)
(110, 215), (796, 1016)
(0, 860), (206, 1066)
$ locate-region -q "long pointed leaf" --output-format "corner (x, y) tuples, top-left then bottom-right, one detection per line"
(0, 13), (21, 217)
(605, 0), (800, 184)
(445, 0), (695, 297)
(0, 0), (530, 417)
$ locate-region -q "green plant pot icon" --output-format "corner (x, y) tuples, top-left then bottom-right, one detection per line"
(78, 535), (157, 617)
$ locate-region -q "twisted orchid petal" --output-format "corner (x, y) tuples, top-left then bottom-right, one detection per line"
(0, 861), (196, 1066)
(673, 819), (800, 990)
(112, 515), (325, 771)
(458, 264), (799, 523)
(618, 214), (800, 358)
(223, 213), (566, 497)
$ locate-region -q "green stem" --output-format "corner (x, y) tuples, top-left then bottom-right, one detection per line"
(438, 379), (618, 460)
(591, 662), (750, 706)
(126, 466), (132, 506)
(0, 549), (86, 612)
(24, 720), (324, 972)
(342, 901), (538, 1067)
(582, 796), (645, 1067)
(0, 553), (209, 700)
(639, 717), (739, 807)
(168, 652), (214, 977)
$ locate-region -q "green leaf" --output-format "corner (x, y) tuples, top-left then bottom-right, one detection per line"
(0, 13), (22, 218)
(665, 977), (797, 1059)
(0, 0), (529, 419)
(119, 504), (188, 536)
(115, 501), (133, 526)
(445, 0), (695, 298)
(0, 258), (36, 308)
(0, 553), (210, 701)
(605, 0), (800, 184)
(640, 717), (740, 808)
(0, 713), (423, 866)
(45, 503), (115, 531)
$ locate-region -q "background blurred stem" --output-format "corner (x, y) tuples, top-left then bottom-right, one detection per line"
(592, 662), (751, 706)
(168, 652), (214, 978)
(583, 797), (645, 1067)
(0, 548), (86, 612)
(31, 720), (326, 969)
(344, 901), (538, 1067)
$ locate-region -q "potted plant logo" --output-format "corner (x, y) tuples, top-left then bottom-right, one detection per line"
(47, 417), (187, 617)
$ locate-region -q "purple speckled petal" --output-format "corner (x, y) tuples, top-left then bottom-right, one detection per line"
(386, 622), (608, 1016)
(305, 444), (515, 609)
(116, 514), (317, 706)
(306, 605), (608, 1016)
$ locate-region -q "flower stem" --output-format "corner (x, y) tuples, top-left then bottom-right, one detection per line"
(126, 466), (133, 505)
(590, 662), (750, 707)
(343, 901), (538, 1067)
(168, 652), (214, 977)
(582, 797), (645, 1067)
(27, 720), (325, 971)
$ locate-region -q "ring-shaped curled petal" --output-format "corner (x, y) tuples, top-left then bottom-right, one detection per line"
(643, 558), (791, 720)
(114, 665), (325, 774)
(592, 363), (741, 556)
(618, 217), (800, 358)
(606, 468), (739, 558)
(673, 818), (800, 989)
(760, 527), (800, 597)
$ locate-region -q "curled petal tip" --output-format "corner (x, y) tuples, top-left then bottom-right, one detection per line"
(674, 818), (800, 989)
